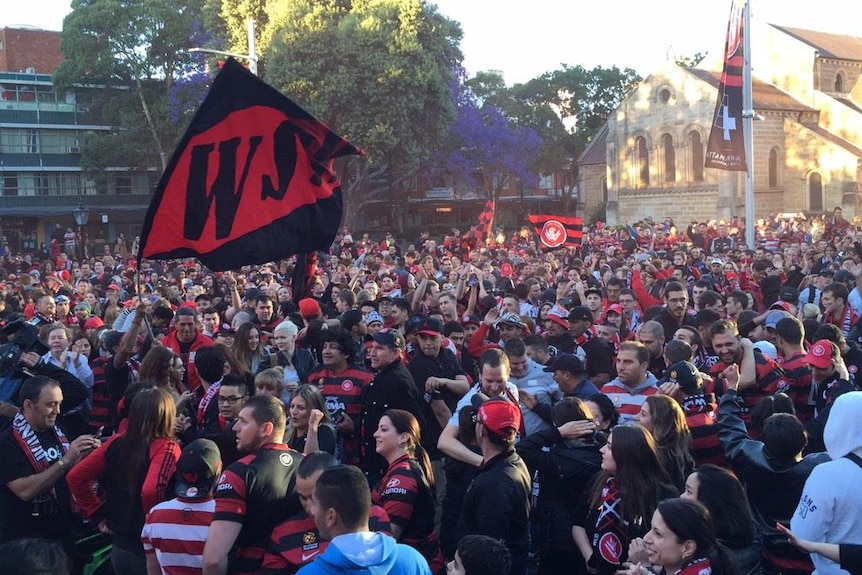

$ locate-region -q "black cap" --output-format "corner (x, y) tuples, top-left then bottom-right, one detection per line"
(371, 329), (405, 350)
(175, 439), (221, 500)
(568, 306), (593, 322)
(543, 353), (585, 374)
(416, 317), (443, 336)
(216, 323), (236, 336)
(657, 361), (703, 395)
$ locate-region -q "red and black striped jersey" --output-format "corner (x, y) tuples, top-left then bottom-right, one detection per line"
(778, 352), (815, 423)
(308, 365), (372, 465)
(213, 444), (303, 575)
(710, 351), (787, 426)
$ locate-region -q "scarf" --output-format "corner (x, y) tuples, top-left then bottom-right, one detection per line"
(590, 477), (628, 572)
(674, 557), (711, 575)
(197, 381), (221, 424)
(11, 411), (70, 507)
(682, 393), (716, 416)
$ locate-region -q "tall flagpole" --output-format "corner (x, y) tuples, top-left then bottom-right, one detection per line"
(742, 0), (755, 248)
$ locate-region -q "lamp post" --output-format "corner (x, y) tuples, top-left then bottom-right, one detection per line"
(189, 19), (258, 75)
(72, 200), (90, 260)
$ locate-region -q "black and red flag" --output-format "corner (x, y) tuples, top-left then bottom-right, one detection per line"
(705, 0), (747, 172)
(528, 214), (583, 250)
(462, 198), (495, 246)
(137, 58), (362, 271)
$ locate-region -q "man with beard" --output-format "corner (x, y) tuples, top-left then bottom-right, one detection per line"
(202, 395), (303, 575)
(708, 319), (787, 426)
(653, 281), (696, 342)
(307, 331), (373, 466)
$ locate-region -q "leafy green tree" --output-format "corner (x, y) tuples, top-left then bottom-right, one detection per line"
(259, 0), (463, 226)
(55, 0), (207, 174)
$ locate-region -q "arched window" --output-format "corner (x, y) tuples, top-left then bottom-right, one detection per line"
(768, 148), (780, 188)
(662, 134), (675, 183)
(636, 136), (650, 188)
(809, 172), (823, 212)
(835, 74), (844, 92)
(689, 131), (704, 182)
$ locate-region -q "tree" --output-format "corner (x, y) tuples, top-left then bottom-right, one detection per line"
(675, 51), (708, 68)
(259, 0), (463, 226)
(55, 0), (207, 174)
(430, 75), (541, 202)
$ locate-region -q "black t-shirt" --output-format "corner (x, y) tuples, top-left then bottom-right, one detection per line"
(407, 349), (466, 461)
(0, 428), (74, 543)
(583, 338), (615, 380)
(286, 424), (336, 456)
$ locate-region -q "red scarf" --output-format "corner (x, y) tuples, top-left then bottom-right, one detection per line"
(197, 381), (221, 424)
(590, 477), (628, 572)
(674, 557), (711, 575)
(11, 412), (70, 506)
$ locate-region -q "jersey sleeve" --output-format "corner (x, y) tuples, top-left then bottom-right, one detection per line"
(375, 467), (419, 528)
(213, 467), (248, 523)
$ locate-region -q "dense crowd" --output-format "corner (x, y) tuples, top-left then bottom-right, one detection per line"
(1, 207), (862, 575)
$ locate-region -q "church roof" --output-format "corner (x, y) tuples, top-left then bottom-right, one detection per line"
(686, 68), (816, 112)
(771, 25), (862, 62)
(578, 123), (608, 165)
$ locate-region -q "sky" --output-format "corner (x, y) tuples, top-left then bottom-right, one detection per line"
(4, 0), (862, 84)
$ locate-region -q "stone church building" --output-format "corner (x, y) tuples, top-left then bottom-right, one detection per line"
(579, 24), (862, 225)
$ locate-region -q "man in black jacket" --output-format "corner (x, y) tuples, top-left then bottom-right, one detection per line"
(359, 329), (424, 484)
(457, 394), (531, 575)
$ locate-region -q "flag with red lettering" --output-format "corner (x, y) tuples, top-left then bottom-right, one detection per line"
(463, 198), (495, 246)
(705, 0), (747, 172)
(528, 214), (583, 250)
(138, 58), (362, 270)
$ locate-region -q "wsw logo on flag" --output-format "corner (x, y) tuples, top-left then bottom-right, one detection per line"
(138, 58), (362, 270)
(528, 214), (583, 250)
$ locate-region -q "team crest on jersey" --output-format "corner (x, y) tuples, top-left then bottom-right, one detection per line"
(599, 532), (622, 563)
(386, 477), (400, 488)
(303, 531), (317, 545)
(279, 453), (294, 467)
(341, 379), (354, 391)
(851, 365), (858, 374)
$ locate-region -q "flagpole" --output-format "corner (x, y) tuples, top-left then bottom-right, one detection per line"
(742, 0), (755, 248)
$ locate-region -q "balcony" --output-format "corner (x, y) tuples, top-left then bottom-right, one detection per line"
(0, 193), (153, 216)
(0, 152), (82, 169)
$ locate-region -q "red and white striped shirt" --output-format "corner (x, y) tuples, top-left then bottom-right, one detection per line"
(141, 497), (216, 575)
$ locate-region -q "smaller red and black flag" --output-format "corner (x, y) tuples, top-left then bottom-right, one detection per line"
(528, 214), (583, 250)
(705, 0), (747, 172)
(463, 198), (495, 246)
(138, 58), (362, 271)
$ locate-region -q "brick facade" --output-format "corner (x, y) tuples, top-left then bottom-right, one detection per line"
(0, 28), (63, 74)
(582, 23), (862, 226)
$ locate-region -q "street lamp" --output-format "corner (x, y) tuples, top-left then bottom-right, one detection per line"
(72, 200), (90, 259)
(189, 19), (258, 75)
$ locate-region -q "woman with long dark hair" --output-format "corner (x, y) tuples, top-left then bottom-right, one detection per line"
(574, 425), (677, 575)
(372, 409), (444, 574)
(681, 465), (761, 575)
(628, 498), (740, 575)
(67, 387), (181, 575)
(636, 395), (694, 492)
(233, 322), (267, 374)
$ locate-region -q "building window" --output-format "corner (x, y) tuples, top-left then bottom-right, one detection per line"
(601, 176), (608, 204)
(636, 136), (650, 188)
(662, 134), (675, 183)
(768, 148), (780, 188)
(0, 128), (38, 153)
(2, 176), (18, 197)
(689, 131), (704, 182)
(835, 73), (844, 92)
(659, 88), (671, 104)
(116, 175), (133, 195)
(809, 172), (823, 212)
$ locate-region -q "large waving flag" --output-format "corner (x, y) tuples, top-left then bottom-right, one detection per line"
(705, 0), (747, 172)
(528, 214), (583, 250)
(138, 58), (362, 270)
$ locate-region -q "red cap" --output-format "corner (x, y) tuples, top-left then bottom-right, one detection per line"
(84, 317), (104, 329)
(475, 397), (521, 441)
(804, 339), (835, 369)
(770, 300), (793, 313)
(298, 298), (322, 319)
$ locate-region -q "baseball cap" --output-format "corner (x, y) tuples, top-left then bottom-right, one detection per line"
(461, 315), (482, 327)
(834, 270), (855, 283)
(764, 310), (789, 329)
(495, 312), (526, 329)
(372, 329), (405, 350)
(804, 339), (836, 369)
(471, 393), (521, 441)
(584, 287), (602, 298)
(216, 323), (236, 336)
(416, 317), (443, 337)
(84, 317), (104, 329)
(778, 285), (799, 302)
(801, 303), (821, 320)
(175, 439), (221, 500)
(819, 268), (835, 277)
(55, 295), (70, 304)
(543, 353), (585, 374)
(710, 258), (723, 265)
(657, 361), (703, 395)
(74, 302), (92, 314)
(545, 305), (570, 329)
(568, 305), (593, 323)
(298, 298), (322, 319)
(769, 300), (794, 313)
(366, 311), (384, 326)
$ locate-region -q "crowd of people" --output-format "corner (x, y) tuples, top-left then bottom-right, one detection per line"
(0, 208), (862, 575)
